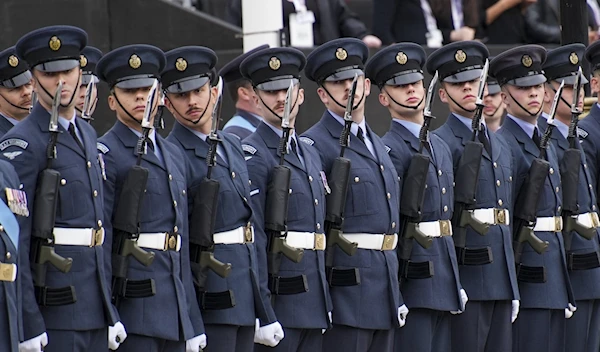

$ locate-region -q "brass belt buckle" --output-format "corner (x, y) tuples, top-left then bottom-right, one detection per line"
(92, 228), (105, 246)
(314, 233), (326, 250)
(165, 233), (179, 251)
(244, 223), (254, 243)
(555, 217), (563, 232)
(495, 209), (507, 225)
(439, 220), (452, 236)
(0, 262), (16, 282)
(592, 212), (600, 228)
(381, 234), (396, 250)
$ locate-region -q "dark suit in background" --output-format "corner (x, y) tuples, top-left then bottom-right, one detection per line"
(372, 0), (429, 45)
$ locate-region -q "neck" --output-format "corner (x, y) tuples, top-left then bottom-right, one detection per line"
(0, 108), (25, 121)
(40, 99), (75, 120)
(390, 109), (424, 125)
(556, 114), (571, 126)
(509, 111), (538, 125)
(486, 118), (501, 132)
(450, 109), (474, 119)
(236, 100), (260, 116)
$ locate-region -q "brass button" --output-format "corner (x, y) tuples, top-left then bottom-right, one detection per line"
(314, 199), (319, 206)
(509, 176), (513, 182)
(398, 176), (401, 181)
(0, 225), (4, 232)
(584, 164), (588, 169)
(555, 187), (559, 193)
(316, 223), (321, 230)
(387, 192), (391, 199)
(169, 174), (173, 181)
(443, 205), (448, 212)
(550, 168), (554, 175)
(243, 197), (248, 202)
(438, 169), (442, 176)
(593, 205), (597, 211)
(493, 162), (498, 168)
(354, 177), (360, 183)
(232, 172), (236, 179)
(93, 190), (98, 197)
(173, 200), (178, 207)
(441, 187), (446, 194)
(558, 206), (562, 212)
(425, 184), (428, 189)
(98, 220), (103, 227)
(496, 180), (501, 187)
(309, 176), (313, 182)
(174, 226), (179, 233)
(590, 184), (594, 190)
(5, 252), (10, 260)
(87, 161), (92, 168)
(61, 179), (67, 185)
(380, 165), (384, 171)
(182, 190), (186, 195)
(453, 182), (456, 187)
(391, 222), (396, 229)
(248, 180), (252, 185)
(498, 199), (503, 206)
(289, 189), (292, 194)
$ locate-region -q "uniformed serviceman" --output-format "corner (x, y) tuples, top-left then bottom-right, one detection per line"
(491, 45), (576, 352)
(220, 45), (268, 139)
(96, 44), (206, 352)
(540, 43), (600, 352)
(0, 160), (26, 351)
(483, 74), (505, 132)
(301, 38), (406, 352)
(366, 43), (464, 352)
(75, 46), (102, 122)
(0, 46), (33, 137)
(164, 45), (277, 352)
(240, 46), (333, 351)
(0, 25), (121, 352)
(428, 41), (520, 352)
(580, 42), (600, 205)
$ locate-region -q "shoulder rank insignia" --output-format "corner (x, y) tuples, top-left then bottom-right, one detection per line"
(3, 151), (22, 160)
(97, 142), (109, 154)
(0, 138), (28, 151)
(5, 188), (29, 217)
(242, 144), (257, 155)
(299, 136), (314, 146)
(577, 127), (588, 139)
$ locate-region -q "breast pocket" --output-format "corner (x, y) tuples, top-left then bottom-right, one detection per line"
(143, 176), (165, 221)
(348, 168), (379, 217)
(57, 164), (90, 221)
(288, 175), (308, 223)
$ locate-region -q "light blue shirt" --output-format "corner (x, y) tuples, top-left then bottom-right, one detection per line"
(454, 113), (489, 138)
(329, 109), (376, 158)
(128, 127), (162, 163)
(393, 119), (435, 159)
(185, 125), (228, 164)
(265, 121), (305, 167)
(507, 114), (538, 139)
(541, 112), (569, 139)
(58, 112), (83, 143)
(3, 116), (19, 126)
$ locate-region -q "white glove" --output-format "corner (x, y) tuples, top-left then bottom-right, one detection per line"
(565, 303), (577, 319)
(19, 332), (48, 352)
(511, 300), (520, 323)
(254, 321), (285, 347)
(451, 289), (469, 314)
(108, 321), (127, 350)
(186, 334), (207, 352)
(322, 311), (333, 334)
(397, 305), (409, 327)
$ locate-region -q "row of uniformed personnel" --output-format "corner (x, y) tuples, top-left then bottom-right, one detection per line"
(1, 24), (600, 352)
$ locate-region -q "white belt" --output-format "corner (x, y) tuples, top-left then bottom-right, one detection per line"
(0, 262), (16, 282)
(137, 232), (181, 251)
(417, 220), (453, 238)
(213, 225), (254, 245)
(472, 208), (510, 226)
(574, 212), (600, 229)
(285, 231), (326, 250)
(534, 216), (563, 232)
(340, 233), (398, 251)
(53, 227), (105, 247)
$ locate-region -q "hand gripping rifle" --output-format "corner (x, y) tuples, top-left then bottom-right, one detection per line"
(80, 81), (96, 123)
(560, 68), (596, 246)
(111, 80), (158, 306)
(324, 74), (359, 285)
(189, 77), (232, 292)
(31, 81), (75, 305)
(452, 60), (491, 254)
(511, 83), (564, 262)
(265, 82), (304, 301)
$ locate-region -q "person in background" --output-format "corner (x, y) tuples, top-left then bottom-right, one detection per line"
(484, 75), (506, 132)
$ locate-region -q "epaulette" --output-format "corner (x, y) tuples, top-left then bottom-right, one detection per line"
(577, 127), (588, 139)
(299, 136), (314, 146)
(242, 144), (257, 155)
(97, 142), (110, 154)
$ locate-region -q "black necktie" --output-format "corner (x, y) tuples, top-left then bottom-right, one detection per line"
(357, 127), (366, 144)
(68, 123), (84, 151)
(478, 124), (492, 155)
(146, 139), (155, 153)
(532, 127), (541, 148)
(290, 137), (299, 157)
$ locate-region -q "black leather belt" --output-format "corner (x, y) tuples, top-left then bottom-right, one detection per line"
(399, 259), (434, 280)
(516, 264), (547, 283)
(567, 251), (600, 271)
(35, 285), (77, 306)
(456, 247), (493, 266)
(121, 278), (156, 299)
(326, 267), (361, 286)
(269, 275), (309, 295)
(199, 290), (236, 310)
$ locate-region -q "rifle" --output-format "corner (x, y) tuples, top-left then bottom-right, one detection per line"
(452, 60), (491, 253)
(561, 68), (595, 246)
(324, 74), (359, 281)
(511, 83), (564, 262)
(265, 82), (304, 301)
(111, 80), (158, 306)
(31, 81), (74, 305)
(80, 80), (96, 123)
(189, 77), (232, 291)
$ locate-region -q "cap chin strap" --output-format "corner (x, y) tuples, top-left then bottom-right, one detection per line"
(75, 97), (99, 121)
(320, 80), (366, 112)
(507, 90), (543, 117)
(382, 87), (424, 110)
(484, 103), (502, 119)
(113, 90), (158, 126)
(256, 91), (300, 121)
(164, 89), (212, 125)
(548, 85), (573, 110)
(444, 89), (476, 113)
(35, 74), (80, 109)
(0, 92), (30, 112)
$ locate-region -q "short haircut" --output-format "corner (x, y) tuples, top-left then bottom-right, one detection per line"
(227, 79), (252, 102)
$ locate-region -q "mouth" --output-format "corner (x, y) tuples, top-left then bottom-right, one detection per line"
(134, 105), (146, 112)
(463, 94), (475, 100)
(406, 97), (419, 103)
(483, 105), (496, 113)
(187, 108), (203, 116)
(528, 101), (540, 107)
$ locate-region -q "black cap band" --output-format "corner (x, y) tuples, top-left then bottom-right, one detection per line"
(374, 60), (421, 86)
(313, 56), (364, 83)
(438, 56), (482, 80)
(162, 62), (210, 89)
(495, 63), (544, 85)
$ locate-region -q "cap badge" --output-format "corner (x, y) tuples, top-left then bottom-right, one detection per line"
(455, 50), (467, 63)
(335, 48), (348, 61)
(175, 58), (187, 72)
(569, 52), (579, 65)
(269, 56), (281, 70)
(8, 55), (19, 68)
(396, 52), (408, 65)
(129, 54), (142, 69)
(49, 36), (61, 51)
(522, 55), (533, 68)
(80, 55), (88, 68)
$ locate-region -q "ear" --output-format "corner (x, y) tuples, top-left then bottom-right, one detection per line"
(316, 86), (328, 105)
(364, 77), (371, 97)
(379, 91), (389, 107)
(210, 86), (218, 101)
(438, 87), (447, 103)
(107, 93), (117, 112)
(501, 89), (510, 106)
(297, 88), (305, 106)
(237, 86), (249, 101)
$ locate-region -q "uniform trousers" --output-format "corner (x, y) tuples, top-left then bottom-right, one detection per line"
(255, 328), (322, 352)
(118, 332), (185, 352)
(322, 324), (394, 352)
(512, 308), (565, 352)
(566, 299), (600, 352)
(204, 324), (254, 352)
(396, 308), (450, 352)
(450, 300), (512, 352)
(45, 327), (107, 352)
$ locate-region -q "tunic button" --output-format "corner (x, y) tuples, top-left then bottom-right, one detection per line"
(550, 168), (554, 175)
(496, 180), (501, 187)
(0, 225), (4, 232)
(98, 220), (103, 227)
(93, 190), (98, 197)
(453, 182), (456, 187)
(6, 252), (10, 259)
(585, 164), (588, 169)
(174, 226), (179, 233)
(509, 176), (513, 182)
(182, 190), (186, 195)
(555, 187), (559, 193)
(443, 205), (448, 212)
(289, 189), (292, 194)
(354, 177), (360, 183)
(309, 176), (313, 182)
(316, 223), (321, 230)
(169, 174), (173, 181)
(398, 176), (401, 181)
(173, 200), (178, 207)
(425, 184), (428, 189)
(590, 184), (594, 189)
(387, 192), (391, 199)
(314, 199), (319, 206)
(593, 205), (597, 211)
(392, 222), (396, 229)
(438, 170), (442, 176)
(498, 199), (503, 206)
(243, 197), (248, 202)
(61, 179), (67, 185)
(248, 180), (252, 185)
(442, 187), (446, 194)
(232, 172), (236, 179)
(380, 165), (384, 171)
(493, 162), (498, 168)
(87, 161), (92, 168)
(558, 206), (562, 212)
